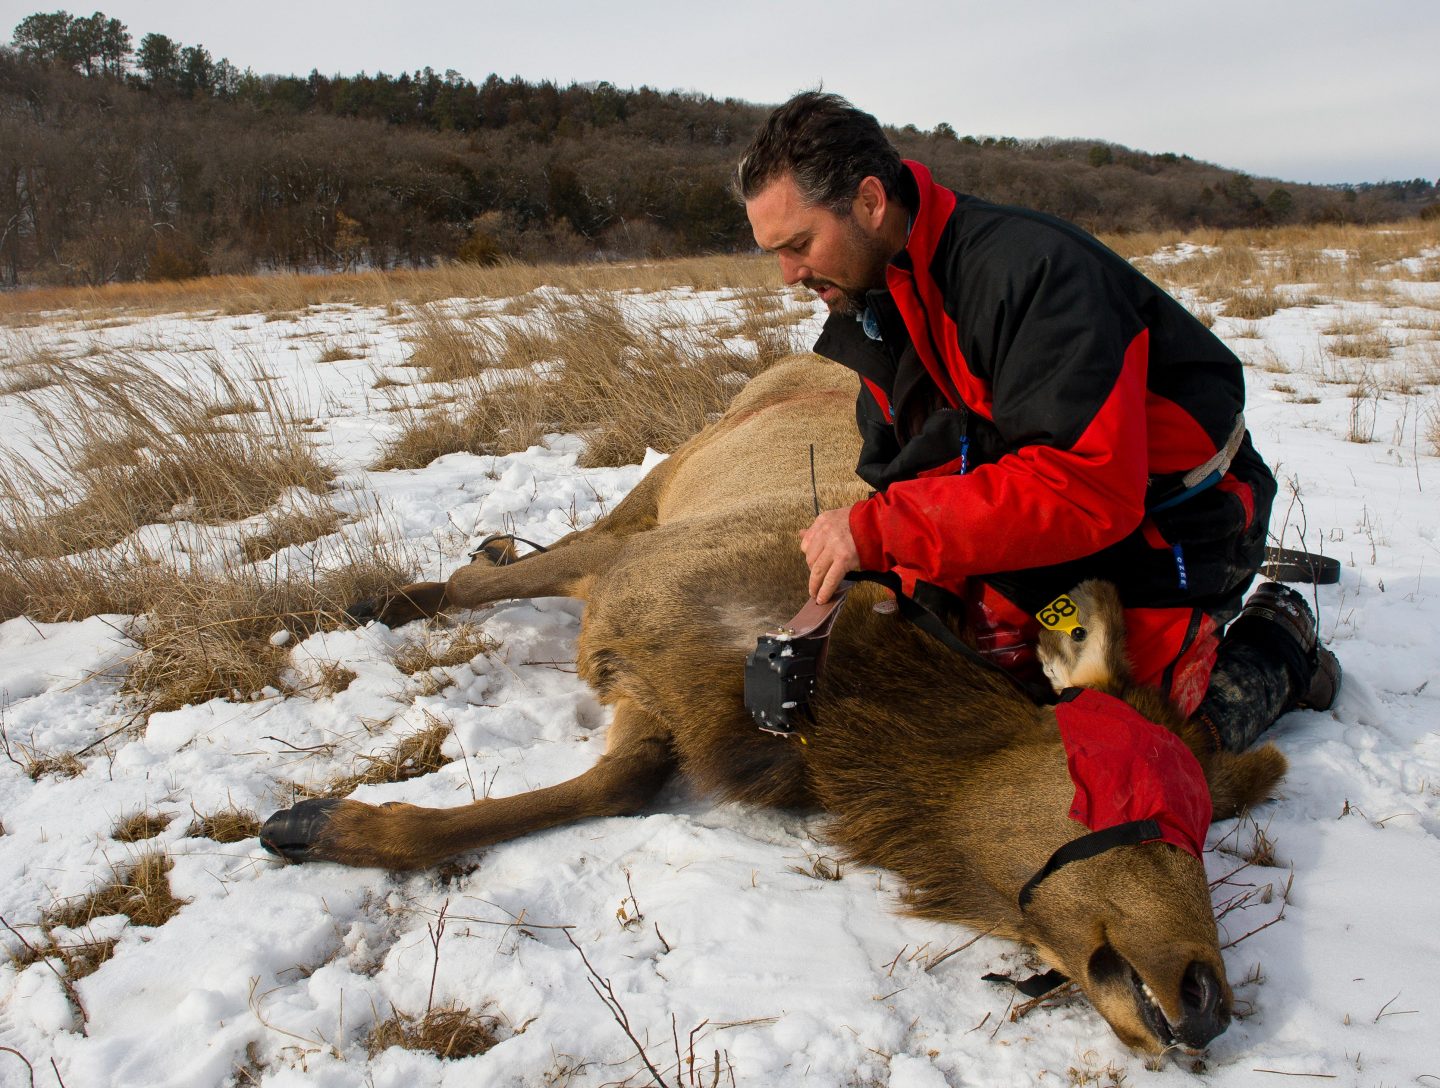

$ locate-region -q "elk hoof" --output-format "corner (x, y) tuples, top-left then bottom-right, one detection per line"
(470, 537), (518, 565)
(260, 798), (342, 863)
(344, 597), (382, 624)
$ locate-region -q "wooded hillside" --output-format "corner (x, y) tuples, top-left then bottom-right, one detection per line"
(3, 9), (1435, 287)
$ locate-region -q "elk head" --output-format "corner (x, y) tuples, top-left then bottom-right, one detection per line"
(1017, 840), (1232, 1053)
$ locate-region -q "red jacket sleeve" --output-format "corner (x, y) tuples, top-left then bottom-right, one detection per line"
(848, 327), (1151, 593)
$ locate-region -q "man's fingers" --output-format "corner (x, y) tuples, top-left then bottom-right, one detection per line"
(821, 560), (851, 605)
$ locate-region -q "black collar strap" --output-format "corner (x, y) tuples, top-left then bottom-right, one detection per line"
(1017, 818), (1163, 911)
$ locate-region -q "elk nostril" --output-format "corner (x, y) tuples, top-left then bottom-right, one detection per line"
(1178, 961), (1229, 1047)
(1181, 961), (1220, 1015)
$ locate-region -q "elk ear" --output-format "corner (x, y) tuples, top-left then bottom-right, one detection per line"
(1205, 743), (1288, 820)
(1035, 580), (1130, 693)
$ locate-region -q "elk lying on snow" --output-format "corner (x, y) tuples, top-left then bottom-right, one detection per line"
(262, 356), (1286, 1053)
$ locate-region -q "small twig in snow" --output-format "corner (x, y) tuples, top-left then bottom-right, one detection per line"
(0, 1047), (35, 1088)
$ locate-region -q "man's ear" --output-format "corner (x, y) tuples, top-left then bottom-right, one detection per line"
(854, 175), (887, 228)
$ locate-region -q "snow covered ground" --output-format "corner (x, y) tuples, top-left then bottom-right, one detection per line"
(1, 254), (1438, 1087)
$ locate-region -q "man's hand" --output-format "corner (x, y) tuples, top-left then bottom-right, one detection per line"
(800, 507), (861, 604)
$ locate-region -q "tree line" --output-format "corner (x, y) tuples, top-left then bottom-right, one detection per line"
(2, 9), (1435, 287)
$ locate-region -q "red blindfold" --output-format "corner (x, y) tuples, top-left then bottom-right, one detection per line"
(1055, 688), (1211, 860)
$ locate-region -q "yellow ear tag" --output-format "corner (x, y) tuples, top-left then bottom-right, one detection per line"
(1037, 594), (1083, 637)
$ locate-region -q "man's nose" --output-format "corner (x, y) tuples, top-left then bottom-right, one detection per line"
(778, 253), (809, 286)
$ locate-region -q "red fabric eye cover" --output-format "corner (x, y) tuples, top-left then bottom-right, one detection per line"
(1054, 688), (1211, 860)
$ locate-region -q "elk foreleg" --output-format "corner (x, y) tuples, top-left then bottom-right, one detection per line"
(260, 698), (674, 870)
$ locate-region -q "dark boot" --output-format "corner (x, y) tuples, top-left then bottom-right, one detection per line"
(1195, 583), (1341, 753)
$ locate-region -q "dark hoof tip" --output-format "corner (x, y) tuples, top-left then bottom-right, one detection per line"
(261, 798), (342, 862)
(343, 598), (380, 625)
(478, 541), (517, 565)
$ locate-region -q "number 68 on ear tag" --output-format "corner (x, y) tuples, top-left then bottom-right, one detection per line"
(1037, 594), (1087, 641)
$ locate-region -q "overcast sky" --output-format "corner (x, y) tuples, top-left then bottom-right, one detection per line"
(5, 0), (1436, 185)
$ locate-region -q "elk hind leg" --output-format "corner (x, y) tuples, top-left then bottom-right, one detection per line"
(347, 532), (627, 627)
(260, 697), (675, 870)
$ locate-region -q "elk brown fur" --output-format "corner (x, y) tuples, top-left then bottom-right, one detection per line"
(262, 355), (1287, 1053)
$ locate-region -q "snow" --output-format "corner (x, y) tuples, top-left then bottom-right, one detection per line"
(2, 267), (1439, 1087)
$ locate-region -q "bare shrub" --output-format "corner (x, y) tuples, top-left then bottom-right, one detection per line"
(1346, 373), (1381, 443)
(184, 805), (262, 843)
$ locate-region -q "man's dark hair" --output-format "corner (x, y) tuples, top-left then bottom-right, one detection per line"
(736, 91), (903, 213)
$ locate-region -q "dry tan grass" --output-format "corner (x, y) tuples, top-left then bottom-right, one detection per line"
(49, 852), (186, 930)
(1329, 329), (1392, 358)
(314, 714), (453, 797)
(0, 254), (780, 322)
(306, 661), (359, 697)
(112, 810), (176, 843)
(0, 352), (330, 560)
(377, 291), (783, 471)
(0, 339), (66, 395)
(1121, 220), (1440, 315)
(1427, 398), (1440, 456)
(392, 624), (499, 675)
(0, 546), (153, 624)
(239, 503), (346, 563)
(122, 545), (409, 714)
(8, 932), (118, 984)
(1222, 288), (1283, 320)
(15, 747), (85, 781)
(316, 341), (363, 363)
(366, 1005), (502, 1060)
(0, 347), (418, 713)
(1322, 314), (1379, 337)
(184, 805), (262, 842)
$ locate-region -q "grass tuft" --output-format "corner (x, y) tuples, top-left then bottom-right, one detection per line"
(1329, 329), (1391, 358)
(7, 933), (118, 983)
(239, 503), (346, 562)
(376, 290), (785, 471)
(392, 624), (499, 675)
(0, 352), (330, 560)
(366, 1004), (502, 1060)
(1222, 288), (1283, 320)
(184, 805), (262, 843)
(112, 810), (176, 843)
(49, 852), (186, 930)
(316, 341), (363, 363)
(314, 714), (453, 798)
(122, 547), (408, 714)
(15, 746), (85, 782)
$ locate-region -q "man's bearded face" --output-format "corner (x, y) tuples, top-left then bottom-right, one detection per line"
(746, 175), (894, 316)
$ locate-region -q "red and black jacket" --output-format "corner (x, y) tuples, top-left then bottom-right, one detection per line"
(813, 161), (1275, 615)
